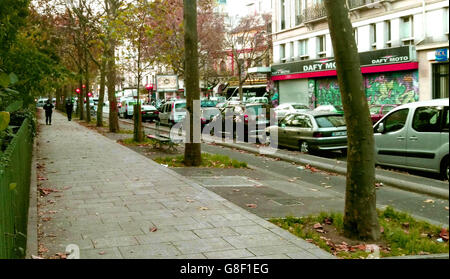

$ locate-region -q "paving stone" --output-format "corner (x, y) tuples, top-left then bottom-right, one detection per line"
(92, 236), (139, 249)
(204, 249), (255, 259)
(136, 231), (199, 244)
(231, 225), (272, 235)
(119, 243), (181, 258)
(80, 247), (124, 259)
(223, 233), (291, 249)
(193, 227), (239, 239)
(172, 238), (234, 254)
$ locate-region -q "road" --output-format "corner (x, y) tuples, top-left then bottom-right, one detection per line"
(107, 114), (450, 225)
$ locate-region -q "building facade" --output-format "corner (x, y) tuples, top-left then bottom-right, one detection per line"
(270, 0), (449, 107)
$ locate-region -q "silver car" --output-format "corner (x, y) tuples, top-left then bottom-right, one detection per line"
(266, 111), (347, 154)
(374, 98), (449, 180)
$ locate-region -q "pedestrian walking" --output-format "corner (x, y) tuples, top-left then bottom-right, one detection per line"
(43, 99), (54, 125)
(65, 98), (74, 121)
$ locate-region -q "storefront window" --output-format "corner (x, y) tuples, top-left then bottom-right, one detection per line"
(433, 63), (449, 99)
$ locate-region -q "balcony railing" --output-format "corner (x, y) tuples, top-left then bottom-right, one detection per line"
(347, 0), (395, 10)
(303, 3), (327, 23)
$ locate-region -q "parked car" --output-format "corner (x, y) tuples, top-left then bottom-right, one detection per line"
(36, 98), (46, 107)
(246, 97), (268, 104)
(373, 98), (449, 180)
(314, 104), (344, 114)
(210, 103), (273, 142)
(369, 104), (398, 124)
(157, 99), (186, 127)
(266, 111), (348, 154)
(200, 100), (220, 129)
(140, 104), (159, 122)
(274, 103), (311, 119)
(118, 98), (137, 119)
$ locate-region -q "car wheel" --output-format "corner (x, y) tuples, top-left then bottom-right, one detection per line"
(441, 157), (449, 181)
(299, 141), (309, 153)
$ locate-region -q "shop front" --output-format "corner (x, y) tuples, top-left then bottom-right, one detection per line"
(271, 46), (420, 108)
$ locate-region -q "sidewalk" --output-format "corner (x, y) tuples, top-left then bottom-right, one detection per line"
(31, 111), (335, 259)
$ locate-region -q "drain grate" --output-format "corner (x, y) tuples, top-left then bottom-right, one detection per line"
(270, 198), (304, 206)
(191, 176), (262, 187)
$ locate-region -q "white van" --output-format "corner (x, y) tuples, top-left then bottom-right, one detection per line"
(157, 100), (186, 126)
(118, 98), (138, 119)
(374, 98), (449, 180)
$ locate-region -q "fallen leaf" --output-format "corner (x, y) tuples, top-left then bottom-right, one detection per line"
(246, 204), (257, 208)
(150, 227), (157, 232)
(31, 255), (44, 259)
(56, 252), (67, 259)
(232, 189), (240, 192)
(402, 222), (410, 229)
(324, 218), (333, 225)
(186, 199), (195, 203)
(199, 207), (209, 210)
(41, 217), (52, 222)
(440, 228), (449, 241)
(313, 223), (323, 229)
(316, 229), (325, 233)
(445, 207), (449, 211)
(424, 199), (435, 203)
(98, 251), (106, 255)
(309, 188), (319, 192)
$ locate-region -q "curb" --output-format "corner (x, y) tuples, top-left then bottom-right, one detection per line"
(25, 139), (38, 259)
(214, 142), (449, 200)
(382, 253), (449, 259)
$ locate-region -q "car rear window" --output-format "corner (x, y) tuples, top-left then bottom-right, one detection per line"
(175, 103), (186, 112)
(315, 115), (346, 128)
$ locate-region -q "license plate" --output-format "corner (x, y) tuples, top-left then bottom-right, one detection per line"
(333, 131), (346, 136)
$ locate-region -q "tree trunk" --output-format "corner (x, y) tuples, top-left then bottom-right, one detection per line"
(133, 31), (143, 142)
(183, 0), (202, 166)
(84, 47), (91, 123)
(107, 49), (119, 132)
(324, 0), (380, 241)
(78, 76), (84, 120)
(106, 0), (119, 133)
(97, 58), (107, 127)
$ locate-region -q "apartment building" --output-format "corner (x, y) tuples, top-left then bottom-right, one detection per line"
(270, 0), (449, 107)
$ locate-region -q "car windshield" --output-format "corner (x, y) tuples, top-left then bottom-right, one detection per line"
(292, 104), (309, 110)
(175, 102), (186, 112)
(315, 115), (346, 128)
(370, 106), (381, 114)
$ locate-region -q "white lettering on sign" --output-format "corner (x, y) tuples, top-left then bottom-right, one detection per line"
(325, 62), (336, 69)
(372, 56), (409, 64)
(303, 64), (324, 72)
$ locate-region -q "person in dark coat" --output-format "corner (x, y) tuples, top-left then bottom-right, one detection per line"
(43, 99), (54, 125)
(65, 99), (74, 121)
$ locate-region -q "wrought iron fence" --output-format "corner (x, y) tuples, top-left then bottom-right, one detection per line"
(0, 118), (33, 258)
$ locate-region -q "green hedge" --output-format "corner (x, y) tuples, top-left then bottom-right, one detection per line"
(0, 118), (33, 258)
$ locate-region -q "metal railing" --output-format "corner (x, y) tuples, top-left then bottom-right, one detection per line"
(0, 118), (33, 258)
(303, 3), (327, 23)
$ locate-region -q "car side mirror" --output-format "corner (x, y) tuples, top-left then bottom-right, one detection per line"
(377, 123), (385, 134)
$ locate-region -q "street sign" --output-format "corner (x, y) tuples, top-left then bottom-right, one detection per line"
(435, 48), (448, 62)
